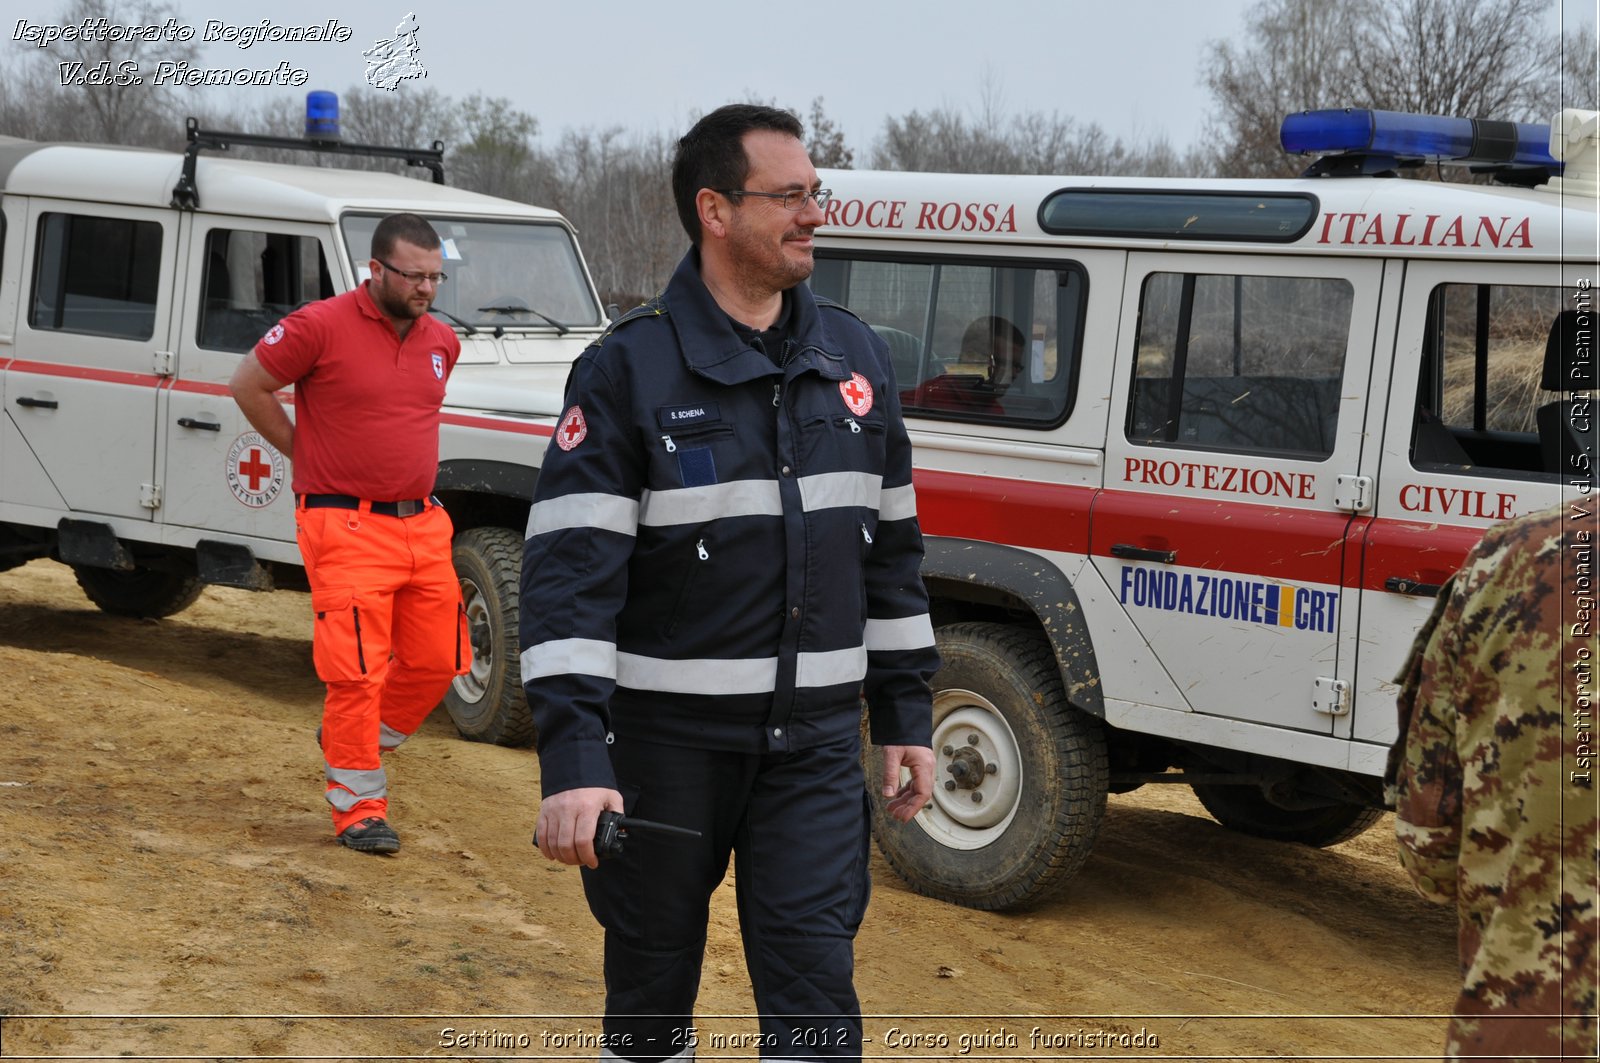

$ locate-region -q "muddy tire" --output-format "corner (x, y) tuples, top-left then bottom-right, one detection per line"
(1191, 783), (1382, 847)
(443, 526), (535, 746)
(72, 565), (203, 618)
(866, 621), (1108, 911)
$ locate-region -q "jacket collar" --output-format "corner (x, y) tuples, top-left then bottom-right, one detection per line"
(662, 249), (850, 386)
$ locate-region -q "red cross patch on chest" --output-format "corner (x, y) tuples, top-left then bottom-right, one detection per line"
(840, 372), (874, 417)
(556, 405), (588, 451)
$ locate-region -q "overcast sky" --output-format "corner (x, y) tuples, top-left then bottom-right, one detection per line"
(15, 0), (1599, 153)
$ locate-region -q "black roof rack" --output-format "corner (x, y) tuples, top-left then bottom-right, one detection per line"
(170, 116), (446, 210)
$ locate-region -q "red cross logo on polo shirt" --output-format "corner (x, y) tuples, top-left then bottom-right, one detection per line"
(840, 372), (874, 416)
(238, 447), (272, 491)
(557, 405), (588, 451)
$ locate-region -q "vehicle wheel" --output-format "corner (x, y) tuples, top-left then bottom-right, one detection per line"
(865, 621), (1108, 911)
(444, 526), (536, 746)
(72, 565), (203, 618)
(1190, 783), (1383, 846)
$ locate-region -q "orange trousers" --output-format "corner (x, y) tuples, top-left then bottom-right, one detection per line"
(296, 500), (469, 834)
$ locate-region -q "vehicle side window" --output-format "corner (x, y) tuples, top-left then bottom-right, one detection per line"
(31, 212), (161, 340)
(1411, 283), (1579, 481)
(1127, 272), (1353, 458)
(198, 229), (333, 352)
(810, 254), (1083, 427)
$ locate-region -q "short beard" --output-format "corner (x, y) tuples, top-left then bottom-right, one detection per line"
(374, 278), (428, 321)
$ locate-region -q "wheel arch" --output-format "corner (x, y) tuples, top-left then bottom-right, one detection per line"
(922, 537), (1104, 718)
(433, 459), (537, 533)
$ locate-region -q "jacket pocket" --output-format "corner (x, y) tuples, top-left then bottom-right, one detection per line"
(660, 424), (736, 488)
(663, 535), (711, 640)
(833, 414), (886, 436)
(310, 587), (368, 682)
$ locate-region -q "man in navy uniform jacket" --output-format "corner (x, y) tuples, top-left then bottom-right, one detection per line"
(521, 103), (938, 1062)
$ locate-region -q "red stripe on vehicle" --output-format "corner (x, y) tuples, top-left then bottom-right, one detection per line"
(914, 469), (1094, 553)
(1090, 488), (1356, 586)
(917, 472), (1492, 590)
(1358, 516), (1483, 592)
(7, 360), (164, 388)
(440, 412), (554, 437)
(168, 379), (230, 395)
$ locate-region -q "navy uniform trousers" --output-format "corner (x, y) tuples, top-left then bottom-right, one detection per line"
(582, 731), (871, 1063)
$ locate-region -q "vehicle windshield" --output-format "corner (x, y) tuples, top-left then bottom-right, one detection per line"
(340, 214), (602, 329)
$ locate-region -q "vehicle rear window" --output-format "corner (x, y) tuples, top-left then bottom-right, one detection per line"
(31, 213), (162, 340)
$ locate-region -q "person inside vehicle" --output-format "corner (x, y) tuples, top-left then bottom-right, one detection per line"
(904, 315), (1025, 414)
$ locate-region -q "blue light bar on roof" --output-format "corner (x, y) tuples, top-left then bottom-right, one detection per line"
(1281, 109), (1557, 168)
(305, 90), (340, 142)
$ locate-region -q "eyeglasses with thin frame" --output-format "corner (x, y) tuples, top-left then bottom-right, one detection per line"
(377, 258), (448, 286)
(716, 188), (833, 211)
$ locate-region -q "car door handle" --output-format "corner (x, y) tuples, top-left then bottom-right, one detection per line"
(1384, 576), (1442, 598)
(177, 417), (222, 431)
(1111, 543), (1178, 564)
(15, 396), (58, 410)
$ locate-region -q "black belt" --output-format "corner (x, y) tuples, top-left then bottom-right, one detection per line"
(299, 494), (436, 517)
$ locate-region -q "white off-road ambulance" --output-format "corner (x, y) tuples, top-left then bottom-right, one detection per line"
(814, 108), (1598, 909)
(0, 108), (601, 743)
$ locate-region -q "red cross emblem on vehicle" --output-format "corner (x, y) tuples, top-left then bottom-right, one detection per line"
(225, 431), (284, 508)
(556, 405), (588, 451)
(840, 372), (873, 416)
(238, 448), (271, 491)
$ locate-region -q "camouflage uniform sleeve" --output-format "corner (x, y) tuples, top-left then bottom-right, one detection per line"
(1390, 576), (1464, 904)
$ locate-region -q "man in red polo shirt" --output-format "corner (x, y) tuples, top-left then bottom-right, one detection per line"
(230, 212), (468, 855)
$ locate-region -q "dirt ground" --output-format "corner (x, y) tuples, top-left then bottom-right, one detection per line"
(0, 558), (1462, 1061)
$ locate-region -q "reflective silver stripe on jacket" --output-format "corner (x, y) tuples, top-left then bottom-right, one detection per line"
(639, 479), (782, 527)
(879, 483), (918, 521)
(522, 641), (871, 694)
(533, 473), (902, 539)
(865, 613), (936, 651)
(619, 647), (869, 694)
(793, 645), (869, 689)
(521, 637), (617, 683)
(798, 470), (882, 513)
(324, 765), (387, 811)
(527, 493), (640, 538)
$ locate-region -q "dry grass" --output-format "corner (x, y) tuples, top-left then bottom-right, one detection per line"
(1440, 339), (1550, 434)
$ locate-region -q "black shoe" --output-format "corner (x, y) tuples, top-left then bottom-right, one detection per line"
(337, 817), (400, 854)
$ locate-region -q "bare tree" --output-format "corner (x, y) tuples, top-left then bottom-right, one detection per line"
(1355, 0), (1558, 119)
(870, 104), (1193, 176)
(0, 0), (200, 146)
(452, 94), (543, 201)
(541, 126), (681, 309)
(1200, 0), (1376, 177)
(1203, 0), (1573, 178)
(1561, 20), (1599, 110)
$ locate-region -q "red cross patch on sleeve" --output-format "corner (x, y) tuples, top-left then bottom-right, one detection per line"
(840, 372), (874, 416)
(556, 405), (588, 451)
